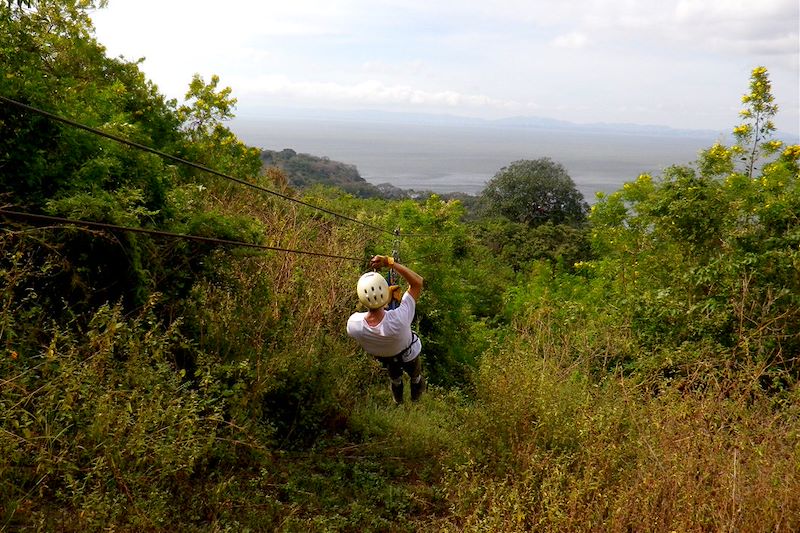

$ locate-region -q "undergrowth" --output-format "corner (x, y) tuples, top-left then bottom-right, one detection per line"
(2, 24), (798, 529)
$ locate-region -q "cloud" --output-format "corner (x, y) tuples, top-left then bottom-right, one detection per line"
(440, 0), (798, 60)
(551, 32), (590, 49)
(674, 0), (794, 21)
(573, 0), (799, 59)
(91, 0), (798, 133)
(361, 60), (426, 77)
(672, 0), (799, 57)
(240, 75), (533, 112)
(707, 34), (799, 56)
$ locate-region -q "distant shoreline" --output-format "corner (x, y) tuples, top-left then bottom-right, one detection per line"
(231, 116), (793, 202)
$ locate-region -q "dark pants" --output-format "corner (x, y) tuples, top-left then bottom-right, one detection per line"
(376, 354), (421, 382)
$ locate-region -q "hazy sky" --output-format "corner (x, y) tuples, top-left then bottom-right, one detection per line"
(91, 0), (799, 135)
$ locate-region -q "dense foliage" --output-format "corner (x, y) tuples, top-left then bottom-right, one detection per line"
(480, 157), (589, 226)
(0, 0), (264, 312)
(1, 3), (798, 531)
(260, 148), (484, 208)
(261, 148), (370, 194)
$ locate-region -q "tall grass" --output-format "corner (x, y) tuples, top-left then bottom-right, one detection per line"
(2, 179), (797, 530)
(0, 182), (385, 529)
(432, 299), (800, 532)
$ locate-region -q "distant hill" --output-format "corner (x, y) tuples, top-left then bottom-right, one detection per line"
(260, 148), (414, 199)
(260, 148), (361, 187)
(240, 108), (798, 144)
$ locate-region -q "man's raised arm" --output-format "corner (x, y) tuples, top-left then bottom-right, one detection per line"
(369, 255), (423, 301)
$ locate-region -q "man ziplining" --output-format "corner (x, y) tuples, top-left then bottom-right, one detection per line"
(347, 255), (425, 404)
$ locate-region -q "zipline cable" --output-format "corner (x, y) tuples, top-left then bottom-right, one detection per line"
(0, 95), (393, 236)
(0, 209), (366, 263)
(396, 232), (457, 238)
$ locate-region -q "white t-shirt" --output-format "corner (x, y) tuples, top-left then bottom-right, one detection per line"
(346, 292), (421, 362)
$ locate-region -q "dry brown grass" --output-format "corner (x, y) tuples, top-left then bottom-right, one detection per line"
(435, 327), (799, 532)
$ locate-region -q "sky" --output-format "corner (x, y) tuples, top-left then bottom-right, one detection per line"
(91, 0), (799, 136)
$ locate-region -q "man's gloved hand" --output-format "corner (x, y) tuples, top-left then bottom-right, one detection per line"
(369, 255), (394, 269)
(389, 285), (402, 302)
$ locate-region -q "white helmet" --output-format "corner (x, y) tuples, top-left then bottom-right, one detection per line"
(357, 272), (390, 309)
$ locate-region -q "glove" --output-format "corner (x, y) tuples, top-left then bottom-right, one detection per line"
(389, 285), (402, 302)
(369, 255), (394, 269)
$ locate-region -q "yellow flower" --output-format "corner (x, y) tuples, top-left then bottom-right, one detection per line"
(9, 350), (18, 360)
(706, 143), (729, 157)
(782, 145), (800, 160)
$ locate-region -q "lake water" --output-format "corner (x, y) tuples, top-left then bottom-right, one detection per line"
(230, 117), (720, 202)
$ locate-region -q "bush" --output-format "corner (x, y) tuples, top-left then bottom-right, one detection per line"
(0, 300), (239, 530)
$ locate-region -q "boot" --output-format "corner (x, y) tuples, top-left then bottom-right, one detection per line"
(391, 380), (404, 404)
(411, 375), (426, 402)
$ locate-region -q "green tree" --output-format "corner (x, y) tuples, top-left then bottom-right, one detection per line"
(589, 141), (799, 374)
(473, 218), (591, 273)
(178, 74), (236, 139)
(734, 66), (782, 178)
(0, 1), (264, 311)
(481, 158), (588, 226)
(175, 74), (262, 185)
(0, 0), (178, 209)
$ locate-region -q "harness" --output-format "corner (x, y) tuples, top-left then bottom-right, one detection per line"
(375, 226), (419, 363)
(376, 332), (419, 364)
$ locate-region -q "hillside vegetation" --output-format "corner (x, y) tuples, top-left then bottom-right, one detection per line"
(260, 147), (480, 206)
(1, 3), (799, 531)
(260, 148), (371, 194)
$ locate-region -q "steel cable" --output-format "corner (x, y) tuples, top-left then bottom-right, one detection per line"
(0, 95), (393, 235)
(0, 209), (367, 263)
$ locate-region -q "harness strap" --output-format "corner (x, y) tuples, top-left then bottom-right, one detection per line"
(376, 332), (419, 364)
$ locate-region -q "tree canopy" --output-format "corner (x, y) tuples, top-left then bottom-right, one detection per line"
(734, 66), (782, 178)
(480, 157), (589, 226)
(0, 0), (264, 310)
